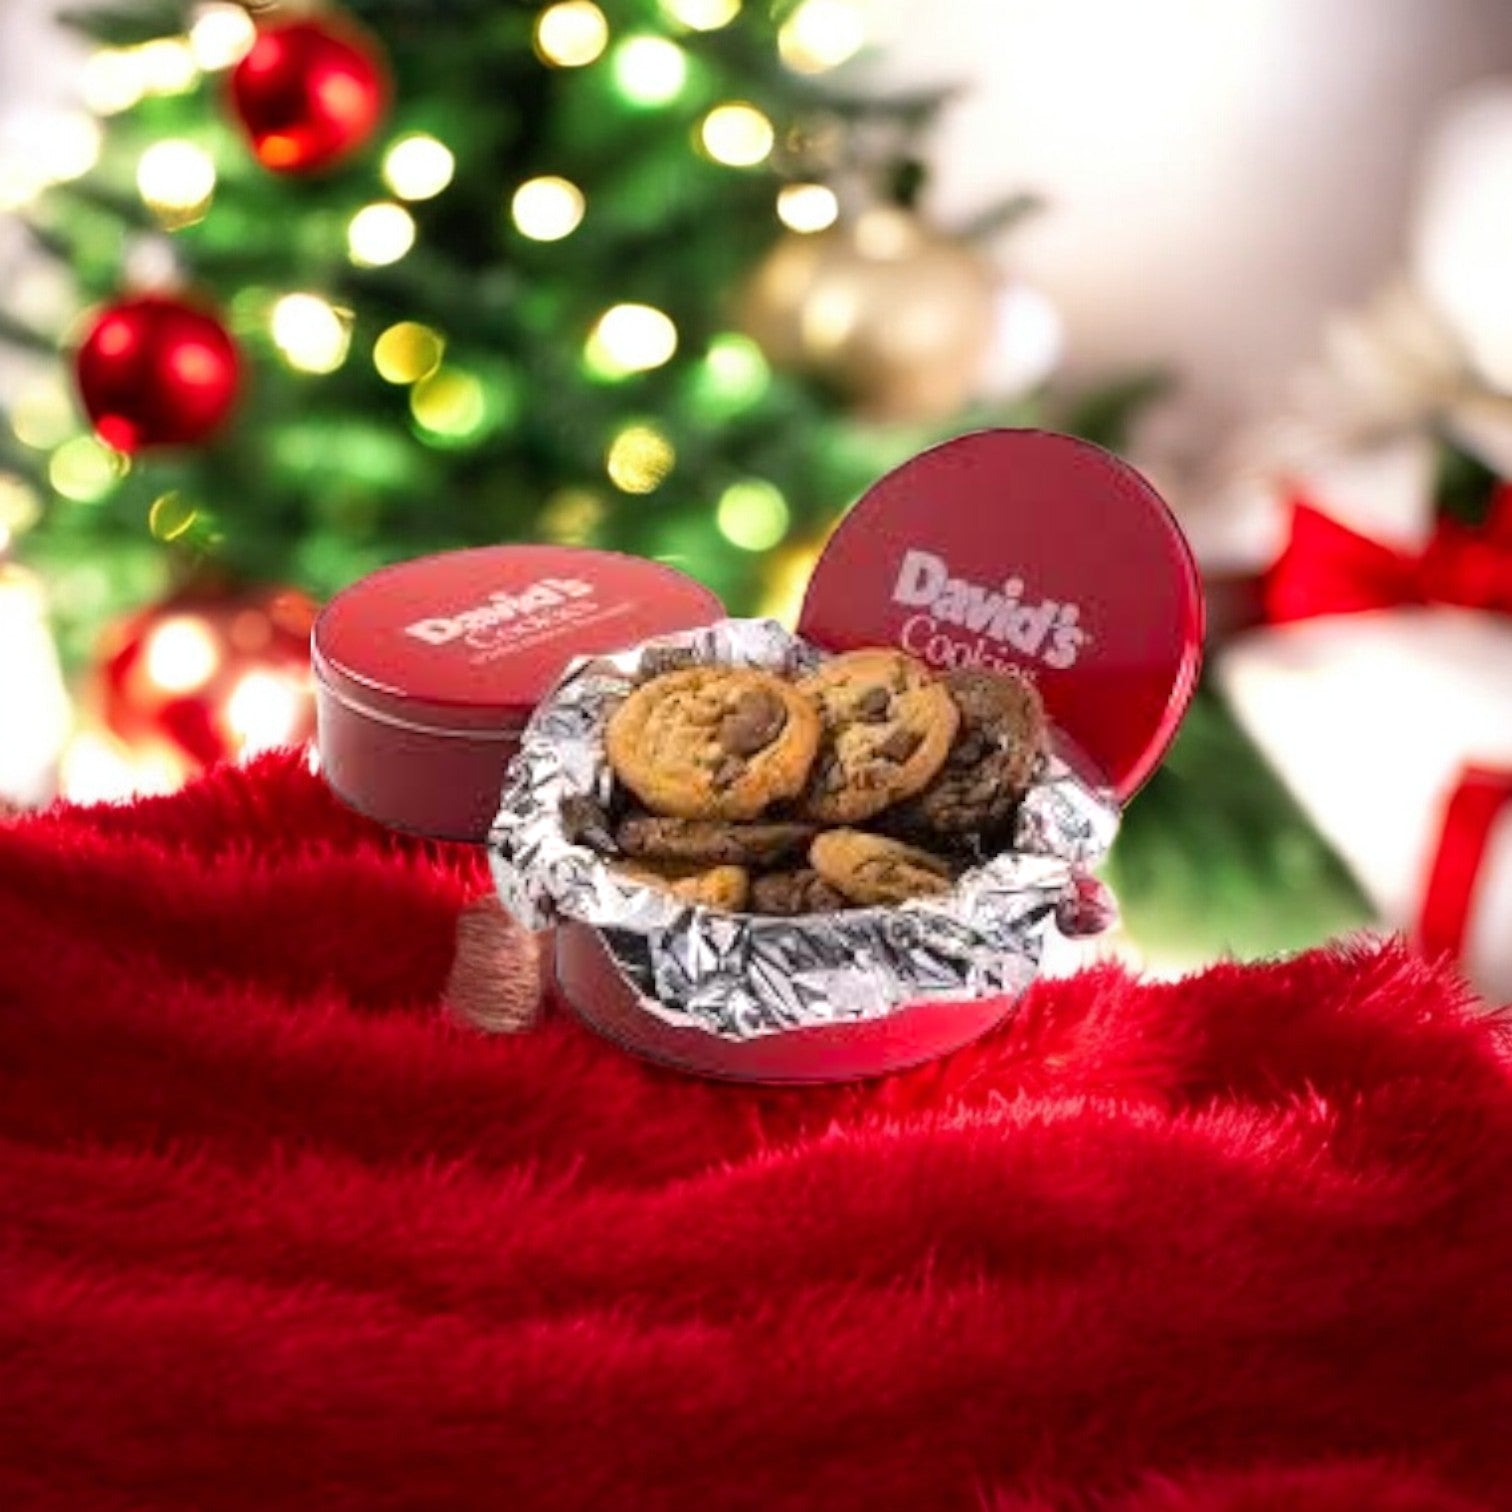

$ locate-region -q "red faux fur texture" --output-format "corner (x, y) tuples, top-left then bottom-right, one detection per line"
(2, 754), (1510, 1512)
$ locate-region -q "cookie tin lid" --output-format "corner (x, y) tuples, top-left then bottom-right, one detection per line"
(797, 430), (1203, 799)
(313, 545), (724, 733)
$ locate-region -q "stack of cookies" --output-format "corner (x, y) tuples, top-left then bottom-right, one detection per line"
(583, 648), (1047, 916)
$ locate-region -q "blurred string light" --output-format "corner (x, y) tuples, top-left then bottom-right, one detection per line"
(659, 0), (741, 31)
(0, 110), (102, 209)
(383, 134), (455, 201)
(699, 332), (770, 407)
(270, 293), (351, 374)
(60, 729), (184, 804)
(188, 4), (257, 70)
(226, 670), (307, 754)
(0, 476), (41, 549)
(147, 491), (199, 542)
(586, 303), (678, 377)
(410, 368), (489, 441)
(373, 321), (445, 384)
(778, 0), (866, 74)
(717, 479), (790, 551)
(348, 202), (416, 266)
(144, 614), (219, 692)
(699, 103), (774, 166)
(612, 36), (688, 106)
(539, 487), (605, 545)
(9, 377), (76, 450)
(48, 437), (126, 503)
(776, 181), (839, 233)
(81, 51), (147, 115)
(534, 2), (609, 68)
(136, 139), (216, 223)
(606, 422), (675, 493)
(511, 175), (586, 241)
(80, 39), (197, 114)
(137, 37), (200, 94)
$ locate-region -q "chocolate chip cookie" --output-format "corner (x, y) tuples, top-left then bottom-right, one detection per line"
(891, 668), (1047, 837)
(607, 667), (821, 821)
(616, 814), (816, 868)
(810, 829), (955, 906)
(614, 860), (751, 911)
(798, 650), (958, 823)
(749, 867), (850, 916)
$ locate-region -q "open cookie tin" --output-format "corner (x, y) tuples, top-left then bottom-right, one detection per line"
(546, 429), (1204, 1082)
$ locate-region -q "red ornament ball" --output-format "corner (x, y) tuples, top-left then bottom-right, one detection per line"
(75, 295), (241, 453)
(229, 17), (389, 175)
(100, 585), (318, 772)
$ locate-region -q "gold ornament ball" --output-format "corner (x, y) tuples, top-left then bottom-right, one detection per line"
(739, 207), (998, 422)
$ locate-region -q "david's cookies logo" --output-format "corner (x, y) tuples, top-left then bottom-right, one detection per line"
(404, 576), (600, 657)
(892, 548), (1088, 670)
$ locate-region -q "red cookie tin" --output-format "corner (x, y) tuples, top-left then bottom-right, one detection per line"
(551, 429), (1204, 1082)
(313, 545), (724, 840)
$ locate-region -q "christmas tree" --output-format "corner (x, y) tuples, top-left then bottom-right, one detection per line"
(0, 0), (1047, 666)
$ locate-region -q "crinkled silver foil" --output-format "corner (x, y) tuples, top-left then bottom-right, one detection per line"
(489, 618), (1119, 1041)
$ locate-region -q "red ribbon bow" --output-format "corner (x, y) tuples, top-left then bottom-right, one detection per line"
(1261, 488), (1512, 989)
(1264, 487), (1512, 624)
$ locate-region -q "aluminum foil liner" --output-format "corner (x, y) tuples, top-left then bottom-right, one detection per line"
(489, 618), (1120, 1042)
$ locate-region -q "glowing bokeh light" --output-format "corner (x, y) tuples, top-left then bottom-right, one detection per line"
(716, 479), (790, 551)
(778, 0), (866, 74)
(606, 422), (676, 493)
(60, 730), (184, 804)
(700, 102), (774, 167)
(383, 134), (455, 201)
(48, 437), (124, 503)
(534, 2), (609, 67)
(659, 0), (741, 31)
(81, 50), (146, 115)
(348, 202), (416, 266)
(226, 670), (307, 754)
(10, 378), (76, 451)
(612, 36), (688, 106)
(373, 321), (445, 384)
(0, 475), (41, 536)
(776, 181), (839, 233)
(510, 175), (586, 241)
(32, 111), (103, 182)
(136, 37), (200, 95)
(539, 488), (605, 545)
(189, 4), (257, 69)
(700, 332), (771, 406)
(136, 139), (216, 219)
(410, 368), (489, 440)
(270, 293), (351, 374)
(144, 614), (220, 693)
(587, 303), (678, 376)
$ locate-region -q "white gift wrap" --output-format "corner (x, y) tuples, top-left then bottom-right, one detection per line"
(1218, 607), (1512, 1000)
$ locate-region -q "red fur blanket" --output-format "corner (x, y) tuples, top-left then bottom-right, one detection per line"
(2, 754), (1509, 1511)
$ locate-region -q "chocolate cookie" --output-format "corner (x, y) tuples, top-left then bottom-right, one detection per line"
(606, 667), (820, 821)
(809, 829), (954, 906)
(749, 867), (850, 916)
(798, 650), (958, 823)
(892, 668), (1047, 837)
(614, 860), (751, 912)
(616, 814), (816, 868)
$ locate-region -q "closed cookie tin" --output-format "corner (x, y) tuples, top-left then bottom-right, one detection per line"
(312, 545), (724, 841)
